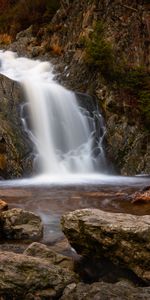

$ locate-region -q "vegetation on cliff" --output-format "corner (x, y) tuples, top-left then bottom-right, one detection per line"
(84, 22), (115, 77)
(0, 0), (149, 175)
(0, 0), (60, 39)
(84, 21), (150, 129)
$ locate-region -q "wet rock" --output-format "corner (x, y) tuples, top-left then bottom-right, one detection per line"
(1, 208), (43, 241)
(61, 208), (150, 283)
(24, 242), (74, 270)
(46, 0), (150, 176)
(131, 186), (150, 203)
(9, 26), (37, 57)
(0, 251), (77, 299)
(60, 281), (150, 300)
(50, 237), (74, 256)
(105, 115), (150, 176)
(0, 199), (8, 211)
(0, 74), (32, 178)
(0, 242), (29, 254)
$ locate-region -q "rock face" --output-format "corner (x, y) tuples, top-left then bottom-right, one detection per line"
(61, 281), (150, 300)
(1, 208), (43, 240)
(29, 0), (149, 175)
(61, 208), (150, 283)
(0, 251), (77, 299)
(4, 0), (150, 175)
(0, 74), (32, 178)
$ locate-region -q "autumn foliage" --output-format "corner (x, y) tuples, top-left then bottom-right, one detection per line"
(0, 0), (60, 38)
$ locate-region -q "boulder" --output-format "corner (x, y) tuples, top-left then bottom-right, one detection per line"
(0, 251), (77, 299)
(1, 208), (43, 241)
(0, 199), (8, 211)
(60, 281), (150, 300)
(24, 242), (74, 270)
(61, 209), (150, 283)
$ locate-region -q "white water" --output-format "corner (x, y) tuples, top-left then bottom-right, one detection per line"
(0, 50), (149, 189)
(0, 50), (106, 175)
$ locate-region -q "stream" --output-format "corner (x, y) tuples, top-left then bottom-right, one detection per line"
(0, 175), (149, 244)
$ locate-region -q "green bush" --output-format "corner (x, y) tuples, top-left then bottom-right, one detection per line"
(139, 90), (150, 127)
(84, 22), (115, 78)
(119, 68), (150, 127)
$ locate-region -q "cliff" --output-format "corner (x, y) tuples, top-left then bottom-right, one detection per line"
(1, 0), (150, 176)
(0, 75), (32, 178)
(45, 0), (150, 175)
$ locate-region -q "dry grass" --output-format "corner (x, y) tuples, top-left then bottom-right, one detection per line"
(0, 33), (12, 45)
(51, 43), (62, 55)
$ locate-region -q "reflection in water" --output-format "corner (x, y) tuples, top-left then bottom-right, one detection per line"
(0, 175), (149, 243)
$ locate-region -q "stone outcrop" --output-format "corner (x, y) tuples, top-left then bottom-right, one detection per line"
(0, 251), (77, 299)
(1, 208), (43, 240)
(61, 281), (150, 300)
(61, 208), (150, 283)
(0, 74), (32, 178)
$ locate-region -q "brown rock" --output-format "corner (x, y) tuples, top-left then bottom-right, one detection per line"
(0, 251), (77, 299)
(131, 187), (150, 203)
(0, 199), (8, 211)
(61, 208), (150, 283)
(24, 242), (74, 271)
(60, 281), (150, 300)
(0, 74), (32, 178)
(1, 208), (43, 241)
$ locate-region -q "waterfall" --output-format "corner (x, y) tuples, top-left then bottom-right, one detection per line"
(0, 50), (107, 175)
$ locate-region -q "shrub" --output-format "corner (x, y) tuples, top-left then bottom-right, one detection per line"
(84, 21), (150, 129)
(84, 22), (115, 78)
(118, 68), (150, 128)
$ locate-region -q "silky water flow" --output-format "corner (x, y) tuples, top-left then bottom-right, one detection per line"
(0, 50), (107, 177)
(0, 50), (149, 243)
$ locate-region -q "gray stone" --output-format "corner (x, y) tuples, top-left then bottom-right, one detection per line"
(61, 208), (150, 283)
(1, 208), (43, 241)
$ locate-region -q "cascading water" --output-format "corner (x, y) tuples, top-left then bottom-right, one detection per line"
(0, 49), (149, 243)
(0, 50), (107, 176)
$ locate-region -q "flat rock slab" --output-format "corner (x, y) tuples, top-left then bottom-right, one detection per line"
(0, 251), (77, 299)
(1, 208), (43, 240)
(61, 208), (150, 283)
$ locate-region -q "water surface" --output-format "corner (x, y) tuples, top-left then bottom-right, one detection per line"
(0, 175), (149, 243)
